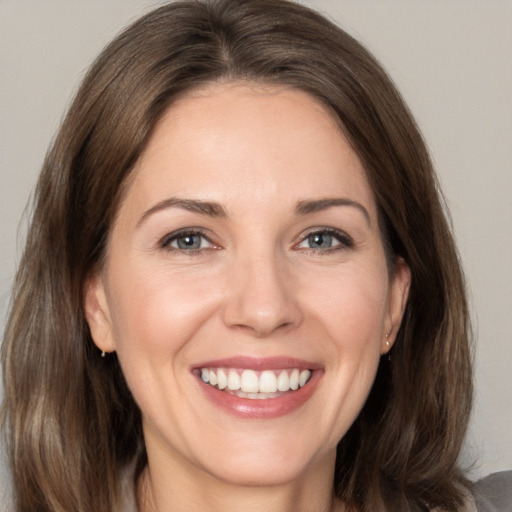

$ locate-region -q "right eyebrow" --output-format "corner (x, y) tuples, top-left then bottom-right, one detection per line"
(136, 198), (227, 229)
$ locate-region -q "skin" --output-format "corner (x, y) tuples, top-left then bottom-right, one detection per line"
(85, 82), (410, 512)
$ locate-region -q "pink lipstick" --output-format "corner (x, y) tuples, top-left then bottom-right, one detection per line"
(192, 356), (323, 419)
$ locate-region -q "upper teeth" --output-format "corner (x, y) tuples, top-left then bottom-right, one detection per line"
(200, 368), (312, 394)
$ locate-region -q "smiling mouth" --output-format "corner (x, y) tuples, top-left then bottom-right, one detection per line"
(198, 367), (312, 399)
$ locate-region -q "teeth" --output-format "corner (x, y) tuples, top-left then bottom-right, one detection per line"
(217, 369), (227, 390)
(277, 370), (290, 391)
(259, 370), (277, 393)
(289, 369), (299, 390)
(240, 370), (259, 393)
(227, 369), (241, 391)
(199, 367), (312, 397)
(299, 370), (310, 387)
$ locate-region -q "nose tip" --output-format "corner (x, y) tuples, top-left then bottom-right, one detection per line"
(231, 306), (294, 338)
(222, 260), (302, 338)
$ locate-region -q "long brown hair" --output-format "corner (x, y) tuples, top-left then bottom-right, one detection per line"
(1, 1), (472, 510)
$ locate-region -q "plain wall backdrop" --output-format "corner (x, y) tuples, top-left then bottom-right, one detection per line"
(1, 0), (511, 502)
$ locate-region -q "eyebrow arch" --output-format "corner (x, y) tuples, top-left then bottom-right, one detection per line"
(295, 198), (371, 225)
(137, 198), (227, 228)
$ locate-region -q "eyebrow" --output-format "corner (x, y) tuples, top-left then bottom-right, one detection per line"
(137, 196), (370, 227)
(295, 198), (371, 225)
(137, 198), (227, 228)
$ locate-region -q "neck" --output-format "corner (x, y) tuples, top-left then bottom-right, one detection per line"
(138, 450), (344, 512)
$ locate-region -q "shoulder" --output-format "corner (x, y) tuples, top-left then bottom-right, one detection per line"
(120, 487), (137, 512)
(473, 471), (512, 512)
(119, 466), (138, 512)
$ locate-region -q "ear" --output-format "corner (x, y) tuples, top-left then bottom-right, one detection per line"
(83, 273), (116, 354)
(382, 257), (411, 354)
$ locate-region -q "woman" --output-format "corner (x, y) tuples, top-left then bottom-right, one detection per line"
(1, 0), (474, 510)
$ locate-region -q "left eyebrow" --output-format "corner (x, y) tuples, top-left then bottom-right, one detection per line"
(295, 198), (371, 226)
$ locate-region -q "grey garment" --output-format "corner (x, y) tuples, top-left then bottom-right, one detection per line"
(121, 473), (137, 512)
(119, 473), (512, 512)
(474, 471), (512, 512)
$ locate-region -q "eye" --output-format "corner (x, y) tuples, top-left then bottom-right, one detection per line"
(296, 229), (353, 252)
(160, 229), (217, 252)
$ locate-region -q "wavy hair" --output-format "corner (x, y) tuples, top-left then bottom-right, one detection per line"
(1, 0), (472, 510)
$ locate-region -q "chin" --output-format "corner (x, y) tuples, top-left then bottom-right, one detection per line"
(201, 453), (316, 488)
(190, 430), (334, 488)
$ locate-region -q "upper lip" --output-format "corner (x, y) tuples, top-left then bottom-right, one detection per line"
(192, 356), (322, 371)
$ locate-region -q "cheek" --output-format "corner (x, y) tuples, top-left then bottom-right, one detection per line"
(104, 264), (224, 424)
(315, 266), (388, 417)
(305, 263), (389, 349)
(106, 262), (222, 361)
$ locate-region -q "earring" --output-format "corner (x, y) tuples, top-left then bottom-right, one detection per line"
(101, 351), (106, 358)
(385, 333), (392, 362)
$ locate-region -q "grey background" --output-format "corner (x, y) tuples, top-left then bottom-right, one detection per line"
(1, 0), (511, 502)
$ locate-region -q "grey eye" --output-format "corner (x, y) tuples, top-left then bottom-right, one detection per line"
(297, 229), (353, 252)
(173, 234), (205, 250)
(161, 229), (217, 253)
(307, 232), (335, 249)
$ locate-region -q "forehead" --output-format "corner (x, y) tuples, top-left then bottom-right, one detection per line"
(121, 82), (377, 221)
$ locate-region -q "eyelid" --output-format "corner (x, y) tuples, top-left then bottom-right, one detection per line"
(158, 227), (218, 251)
(294, 227), (354, 251)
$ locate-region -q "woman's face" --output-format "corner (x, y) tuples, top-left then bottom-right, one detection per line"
(86, 83), (409, 489)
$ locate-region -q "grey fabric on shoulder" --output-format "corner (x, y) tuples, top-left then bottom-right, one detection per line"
(474, 471), (512, 512)
(117, 469), (512, 511)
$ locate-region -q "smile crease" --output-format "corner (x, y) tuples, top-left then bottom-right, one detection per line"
(200, 368), (312, 399)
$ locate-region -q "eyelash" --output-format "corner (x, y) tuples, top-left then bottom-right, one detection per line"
(158, 228), (217, 255)
(295, 228), (354, 253)
(158, 227), (354, 255)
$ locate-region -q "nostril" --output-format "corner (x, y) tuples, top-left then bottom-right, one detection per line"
(230, 319), (296, 338)
(220, 261), (304, 335)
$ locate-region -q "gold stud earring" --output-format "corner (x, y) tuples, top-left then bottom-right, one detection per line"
(385, 332), (390, 347)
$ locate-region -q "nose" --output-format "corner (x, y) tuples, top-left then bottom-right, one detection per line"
(221, 251), (303, 338)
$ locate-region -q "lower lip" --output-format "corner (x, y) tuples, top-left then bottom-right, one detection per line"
(196, 370), (322, 419)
